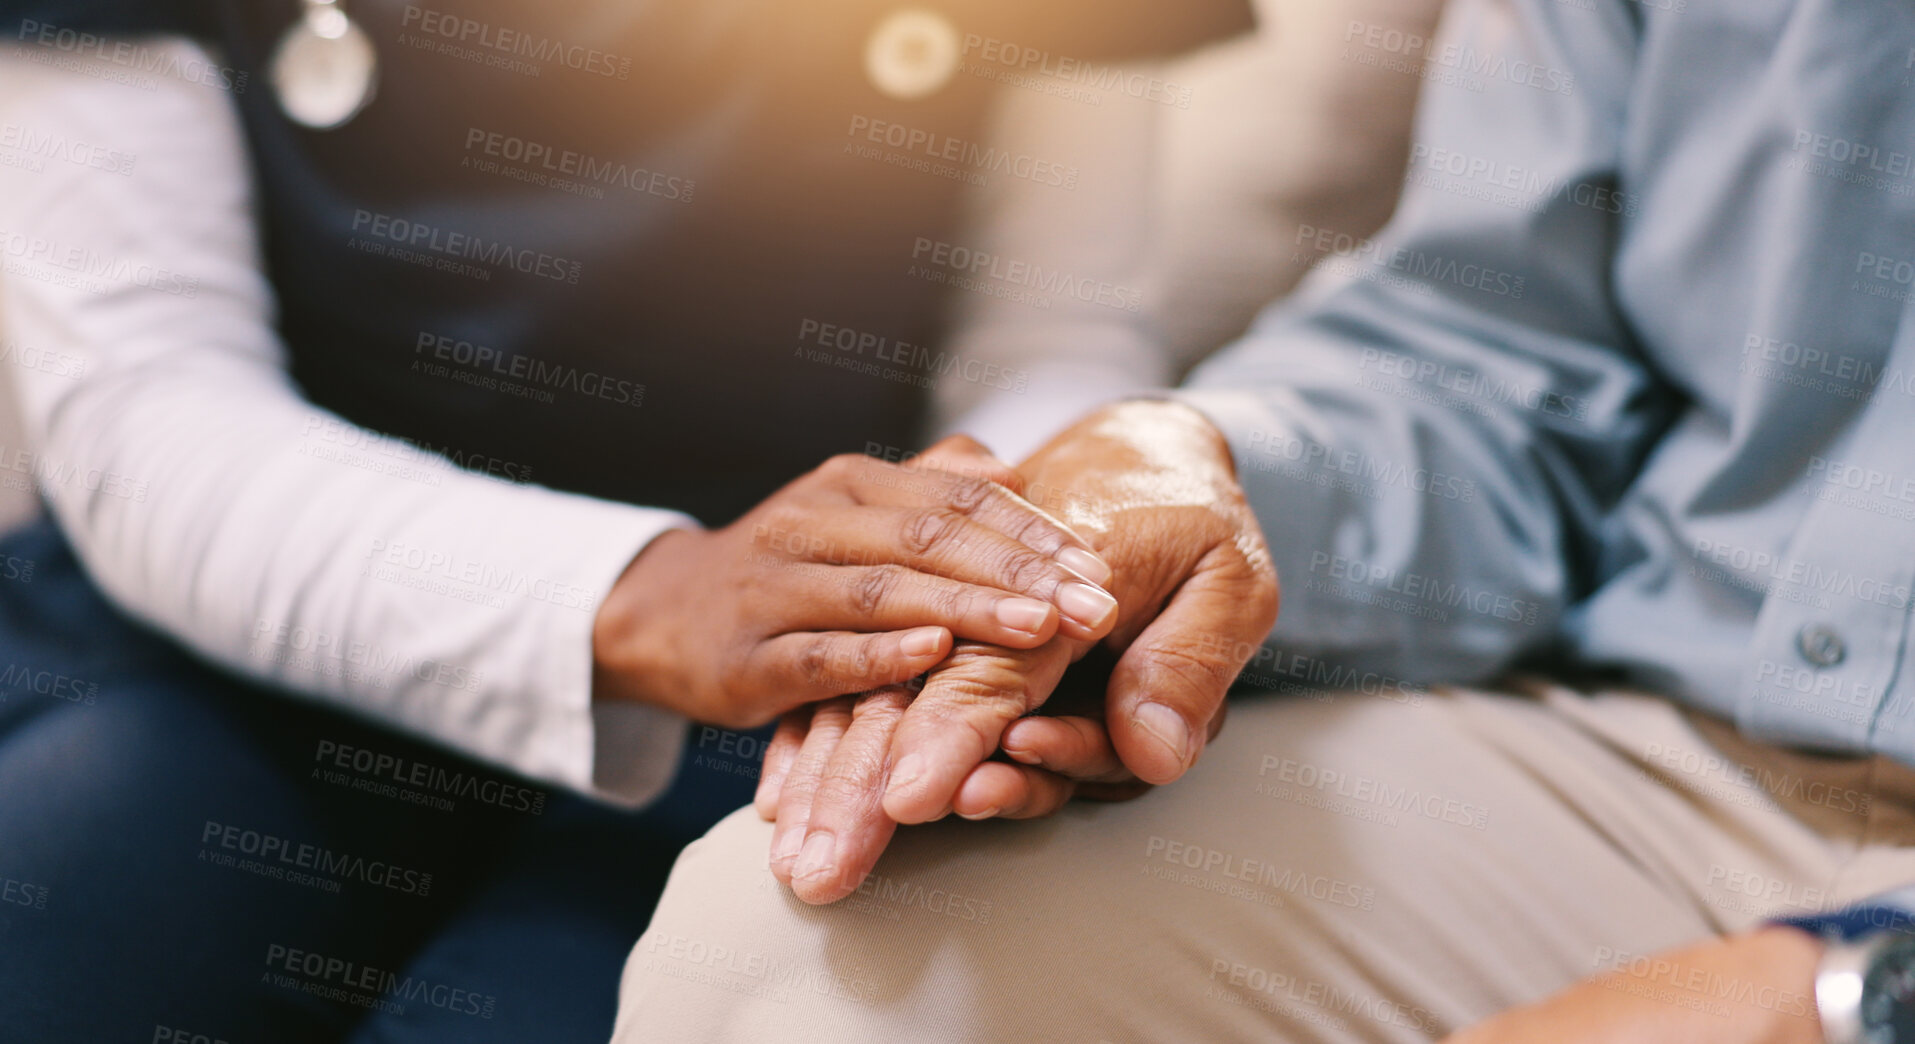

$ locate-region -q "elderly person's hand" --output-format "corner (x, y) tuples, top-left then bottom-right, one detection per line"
(761, 400), (1279, 903)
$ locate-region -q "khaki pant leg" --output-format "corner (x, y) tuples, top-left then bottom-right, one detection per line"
(614, 683), (1860, 1044)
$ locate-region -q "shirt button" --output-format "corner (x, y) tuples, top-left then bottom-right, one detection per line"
(1797, 625), (1847, 668)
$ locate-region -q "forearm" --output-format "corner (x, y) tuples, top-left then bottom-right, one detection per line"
(0, 38), (695, 805)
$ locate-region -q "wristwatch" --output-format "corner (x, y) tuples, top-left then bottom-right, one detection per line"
(1780, 907), (1915, 1044)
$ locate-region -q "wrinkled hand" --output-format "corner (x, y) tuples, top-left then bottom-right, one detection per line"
(1445, 929), (1823, 1044)
(591, 436), (1116, 728)
(757, 648), (1169, 902)
(765, 401), (1278, 902)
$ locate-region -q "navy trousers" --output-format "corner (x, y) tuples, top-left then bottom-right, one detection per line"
(0, 519), (765, 1044)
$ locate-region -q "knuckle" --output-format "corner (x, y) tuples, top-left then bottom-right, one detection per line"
(997, 546), (1054, 593)
(902, 508), (964, 557)
(941, 475), (996, 516)
(796, 637), (836, 686)
(1142, 643), (1234, 699)
(934, 580), (978, 623)
(818, 747), (888, 800)
(853, 565), (904, 616)
(817, 453), (863, 483)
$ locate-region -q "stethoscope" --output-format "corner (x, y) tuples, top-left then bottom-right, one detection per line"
(269, 0), (378, 130)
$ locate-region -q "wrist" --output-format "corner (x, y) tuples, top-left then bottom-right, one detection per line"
(1749, 925), (1829, 1044)
(592, 527), (700, 715)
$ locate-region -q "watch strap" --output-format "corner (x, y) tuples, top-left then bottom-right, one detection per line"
(1775, 903), (1915, 943)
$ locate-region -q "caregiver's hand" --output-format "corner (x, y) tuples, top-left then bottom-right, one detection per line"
(591, 436), (1117, 728)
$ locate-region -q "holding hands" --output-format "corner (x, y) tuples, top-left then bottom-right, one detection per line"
(591, 434), (1120, 728)
(758, 401), (1281, 903)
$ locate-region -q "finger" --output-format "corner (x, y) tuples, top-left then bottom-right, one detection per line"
(950, 761), (1076, 821)
(1108, 544), (1278, 785)
(788, 688), (913, 905)
(767, 696), (856, 883)
(828, 451), (1115, 587)
(914, 435), (1024, 494)
(881, 641), (1073, 824)
(746, 626), (950, 712)
(753, 710), (811, 819)
(999, 714), (1131, 783)
(779, 562), (1064, 648)
(786, 507), (1118, 639)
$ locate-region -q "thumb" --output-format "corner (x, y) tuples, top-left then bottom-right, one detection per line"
(1106, 544), (1278, 784)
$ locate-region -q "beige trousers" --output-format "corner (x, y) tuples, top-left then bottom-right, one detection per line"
(614, 681), (1915, 1042)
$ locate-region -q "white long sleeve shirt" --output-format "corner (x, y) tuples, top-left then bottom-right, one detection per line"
(0, 38), (693, 807)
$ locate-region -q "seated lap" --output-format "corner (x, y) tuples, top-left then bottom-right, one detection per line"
(615, 683), (1876, 1043)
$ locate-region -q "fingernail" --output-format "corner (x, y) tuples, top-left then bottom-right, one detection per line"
(957, 806), (1000, 821)
(1133, 701), (1194, 770)
(995, 597), (1054, 635)
(1002, 742), (1041, 766)
(900, 626), (943, 657)
(1056, 546), (1112, 586)
(770, 826), (804, 867)
(888, 752), (926, 798)
(794, 832), (836, 882)
(1056, 582), (1118, 630)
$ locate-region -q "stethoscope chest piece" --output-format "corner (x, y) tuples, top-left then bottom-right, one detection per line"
(271, 0), (378, 130)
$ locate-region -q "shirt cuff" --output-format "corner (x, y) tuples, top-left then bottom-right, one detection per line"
(518, 498), (697, 808)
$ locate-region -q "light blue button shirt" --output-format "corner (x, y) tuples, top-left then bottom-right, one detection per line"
(1180, 0), (1915, 763)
